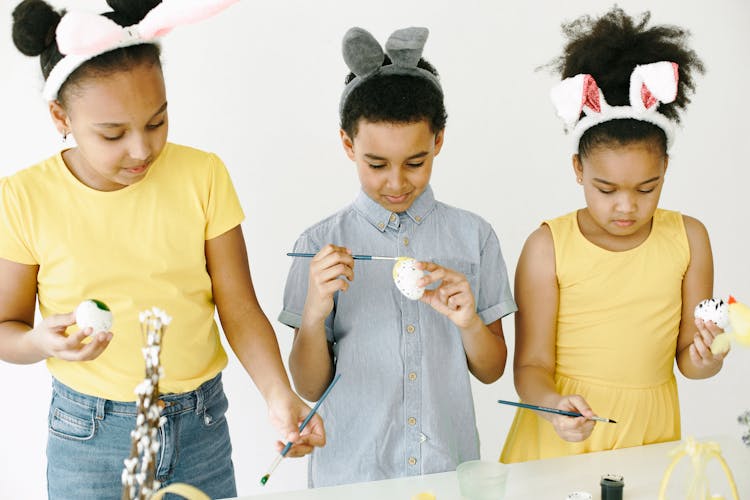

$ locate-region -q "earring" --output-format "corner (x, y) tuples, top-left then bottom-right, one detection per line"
(62, 131), (68, 143)
(577, 177), (582, 184)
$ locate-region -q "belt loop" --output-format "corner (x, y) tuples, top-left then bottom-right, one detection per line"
(194, 384), (205, 415)
(95, 397), (106, 420)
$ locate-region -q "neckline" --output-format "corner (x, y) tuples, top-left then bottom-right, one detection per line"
(573, 208), (657, 254)
(56, 144), (166, 195)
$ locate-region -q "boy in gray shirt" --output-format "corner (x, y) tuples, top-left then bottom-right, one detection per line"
(280, 27), (516, 487)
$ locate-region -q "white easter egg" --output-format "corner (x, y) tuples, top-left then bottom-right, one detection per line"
(392, 257), (425, 300)
(75, 299), (113, 334)
(694, 298), (729, 330)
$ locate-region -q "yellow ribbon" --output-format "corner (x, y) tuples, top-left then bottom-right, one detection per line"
(150, 483), (210, 500)
(658, 437), (739, 500)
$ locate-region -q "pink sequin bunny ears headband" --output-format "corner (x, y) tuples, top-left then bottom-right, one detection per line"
(550, 61), (679, 152)
(339, 26), (443, 115)
(42, 0), (239, 101)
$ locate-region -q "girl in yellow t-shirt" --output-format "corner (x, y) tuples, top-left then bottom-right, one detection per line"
(0, 1), (324, 497)
(501, 6), (728, 463)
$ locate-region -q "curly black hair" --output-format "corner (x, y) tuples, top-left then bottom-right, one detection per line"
(340, 55), (447, 139)
(12, 0), (162, 105)
(552, 6), (704, 157)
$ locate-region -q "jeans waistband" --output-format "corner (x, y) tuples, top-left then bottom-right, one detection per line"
(51, 372), (224, 418)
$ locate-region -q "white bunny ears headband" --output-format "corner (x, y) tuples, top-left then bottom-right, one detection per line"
(339, 26), (443, 115)
(42, 0), (238, 101)
(550, 61), (679, 152)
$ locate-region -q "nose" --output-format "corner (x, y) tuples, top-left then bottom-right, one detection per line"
(615, 191), (636, 213)
(128, 133), (152, 162)
(386, 165), (407, 190)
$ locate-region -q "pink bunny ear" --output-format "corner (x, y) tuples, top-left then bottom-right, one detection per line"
(629, 61), (679, 111)
(138, 0), (240, 39)
(56, 11), (124, 55)
(550, 73), (603, 126)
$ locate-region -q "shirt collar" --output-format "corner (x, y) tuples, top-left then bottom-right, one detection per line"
(354, 185), (436, 232)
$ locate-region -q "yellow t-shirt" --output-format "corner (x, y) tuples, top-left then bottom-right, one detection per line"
(0, 143), (245, 400)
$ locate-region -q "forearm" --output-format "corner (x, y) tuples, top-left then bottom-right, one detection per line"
(514, 364), (562, 422)
(222, 307), (293, 402)
(0, 321), (46, 364)
(460, 316), (506, 383)
(676, 345), (723, 379)
(289, 315), (334, 401)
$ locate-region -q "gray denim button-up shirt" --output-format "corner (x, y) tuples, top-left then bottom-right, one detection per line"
(280, 186), (516, 487)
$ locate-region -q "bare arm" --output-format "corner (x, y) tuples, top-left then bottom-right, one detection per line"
(461, 318), (507, 384)
(513, 225), (595, 441)
(0, 258), (111, 363)
(288, 245), (353, 401)
(675, 216), (726, 378)
(206, 225), (324, 456)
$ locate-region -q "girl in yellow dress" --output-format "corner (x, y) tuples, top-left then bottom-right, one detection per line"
(501, 6), (728, 463)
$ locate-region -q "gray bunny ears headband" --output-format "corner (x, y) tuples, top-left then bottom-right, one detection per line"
(339, 26), (442, 114)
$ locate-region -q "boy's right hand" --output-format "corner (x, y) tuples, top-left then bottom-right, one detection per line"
(29, 312), (113, 361)
(302, 245), (354, 323)
(549, 394), (596, 442)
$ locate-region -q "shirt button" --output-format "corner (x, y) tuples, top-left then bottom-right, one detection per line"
(403, 237), (410, 246)
(408, 457), (417, 466)
(406, 324), (415, 334)
(415, 216), (422, 222)
(408, 372), (417, 381)
(408, 417), (417, 426)
(389, 213), (397, 222)
(377, 222), (385, 230)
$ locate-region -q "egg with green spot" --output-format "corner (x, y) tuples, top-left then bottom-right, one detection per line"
(76, 299), (113, 334)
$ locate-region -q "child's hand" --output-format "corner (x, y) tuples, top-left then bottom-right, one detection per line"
(303, 245), (354, 323)
(417, 262), (480, 329)
(550, 395), (596, 442)
(267, 389), (326, 458)
(29, 312), (113, 361)
(689, 318), (728, 365)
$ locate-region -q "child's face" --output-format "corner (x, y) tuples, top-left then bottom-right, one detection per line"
(341, 120), (444, 213)
(49, 62), (168, 191)
(574, 141), (668, 239)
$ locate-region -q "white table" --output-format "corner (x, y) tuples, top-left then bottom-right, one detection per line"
(236, 435), (749, 499)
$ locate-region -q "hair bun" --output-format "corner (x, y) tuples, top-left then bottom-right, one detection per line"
(12, 0), (61, 56)
(105, 0), (162, 25)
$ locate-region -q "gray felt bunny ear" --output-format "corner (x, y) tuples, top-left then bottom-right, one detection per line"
(342, 27), (385, 77)
(339, 26), (442, 116)
(385, 27), (428, 68)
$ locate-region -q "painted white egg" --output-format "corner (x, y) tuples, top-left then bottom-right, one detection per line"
(392, 257), (425, 300)
(694, 298), (729, 330)
(75, 299), (113, 334)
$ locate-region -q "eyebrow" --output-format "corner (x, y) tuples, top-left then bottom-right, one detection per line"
(592, 176), (661, 186)
(363, 151), (429, 161)
(93, 101), (168, 128)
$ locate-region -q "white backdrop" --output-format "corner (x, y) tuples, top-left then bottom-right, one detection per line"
(1, 1), (749, 498)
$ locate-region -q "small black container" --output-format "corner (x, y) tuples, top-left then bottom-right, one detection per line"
(600, 473), (624, 500)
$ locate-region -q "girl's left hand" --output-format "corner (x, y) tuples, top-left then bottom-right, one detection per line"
(417, 262), (479, 329)
(689, 318), (729, 366)
(267, 389), (326, 457)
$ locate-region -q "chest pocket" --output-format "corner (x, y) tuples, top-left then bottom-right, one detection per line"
(431, 257), (479, 297)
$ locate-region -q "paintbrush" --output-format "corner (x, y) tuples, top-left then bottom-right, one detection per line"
(287, 252), (400, 261)
(497, 399), (617, 424)
(260, 373), (343, 486)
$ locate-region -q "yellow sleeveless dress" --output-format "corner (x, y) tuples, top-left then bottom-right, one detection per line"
(500, 209), (689, 463)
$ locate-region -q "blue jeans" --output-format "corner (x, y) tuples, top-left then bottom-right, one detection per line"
(47, 373), (236, 500)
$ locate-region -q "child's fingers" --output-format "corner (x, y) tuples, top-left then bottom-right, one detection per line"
(694, 318), (719, 346)
(692, 335), (711, 360)
(562, 395), (594, 418)
(47, 311), (77, 330)
(71, 331), (113, 361)
(316, 263), (354, 284)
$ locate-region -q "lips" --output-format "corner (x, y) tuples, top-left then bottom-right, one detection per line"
(613, 219), (635, 227)
(125, 164), (149, 174)
(383, 193), (410, 204)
